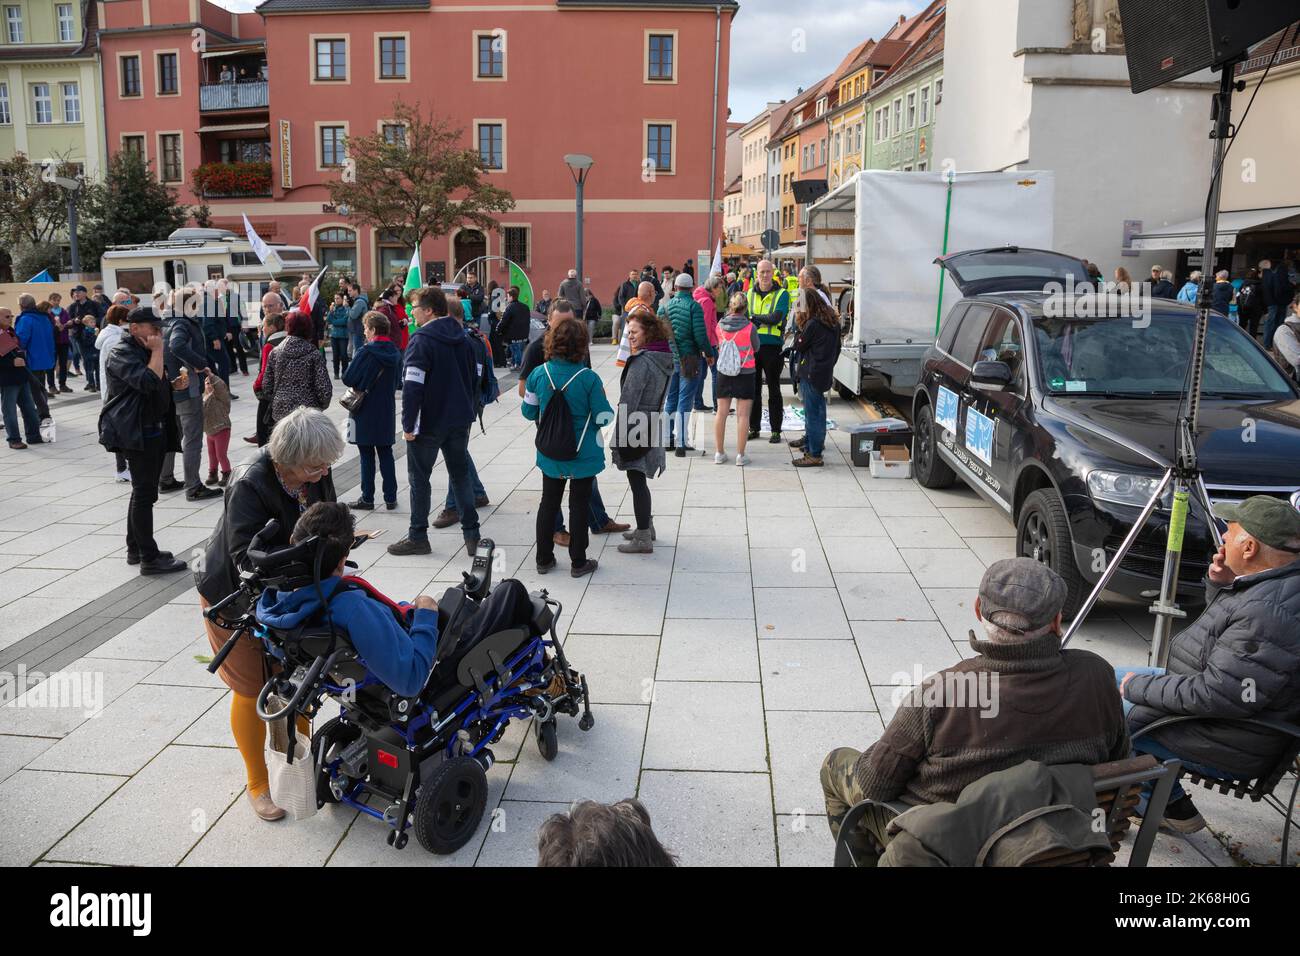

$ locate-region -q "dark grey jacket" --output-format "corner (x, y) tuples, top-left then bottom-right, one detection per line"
(611, 348), (672, 478)
(880, 761), (1113, 867)
(164, 313), (208, 402)
(1125, 558), (1300, 778)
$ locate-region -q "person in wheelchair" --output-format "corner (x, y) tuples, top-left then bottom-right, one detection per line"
(256, 502), (440, 698)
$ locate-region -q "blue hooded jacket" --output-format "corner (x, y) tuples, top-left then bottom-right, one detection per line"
(15, 309), (55, 372)
(401, 316), (476, 435)
(343, 337), (401, 446)
(255, 576), (439, 697)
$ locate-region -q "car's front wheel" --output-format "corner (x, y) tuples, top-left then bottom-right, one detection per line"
(1016, 488), (1088, 619)
(912, 402), (956, 489)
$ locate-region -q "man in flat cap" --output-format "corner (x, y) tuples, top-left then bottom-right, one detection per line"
(99, 307), (188, 575)
(822, 557), (1128, 863)
(1120, 496), (1300, 835)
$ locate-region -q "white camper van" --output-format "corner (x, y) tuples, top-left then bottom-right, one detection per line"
(805, 170), (1056, 397)
(100, 228), (319, 324)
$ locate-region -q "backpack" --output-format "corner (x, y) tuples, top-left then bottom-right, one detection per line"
(535, 364), (591, 461)
(466, 329), (498, 432)
(716, 326), (746, 376)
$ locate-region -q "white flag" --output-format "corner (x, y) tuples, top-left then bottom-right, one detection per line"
(709, 238), (723, 277)
(299, 265), (328, 313)
(242, 213), (273, 264)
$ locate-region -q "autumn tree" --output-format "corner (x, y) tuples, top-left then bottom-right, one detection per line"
(326, 101), (515, 253)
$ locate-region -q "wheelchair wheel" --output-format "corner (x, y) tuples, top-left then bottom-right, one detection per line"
(413, 756), (488, 855)
(536, 719), (558, 761)
(313, 717), (361, 806)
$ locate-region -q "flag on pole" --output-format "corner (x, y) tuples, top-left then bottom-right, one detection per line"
(298, 265), (328, 314)
(243, 213), (282, 274)
(402, 246), (422, 300)
(708, 238), (723, 277)
(508, 260), (534, 310)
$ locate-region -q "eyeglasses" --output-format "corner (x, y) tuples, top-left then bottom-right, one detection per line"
(300, 463), (330, 478)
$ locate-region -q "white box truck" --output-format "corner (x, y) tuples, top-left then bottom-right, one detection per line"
(806, 169), (1056, 397)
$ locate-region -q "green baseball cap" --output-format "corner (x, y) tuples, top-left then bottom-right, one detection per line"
(1213, 496), (1300, 553)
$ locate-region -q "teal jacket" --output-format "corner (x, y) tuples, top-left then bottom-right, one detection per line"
(659, 290), (713, 363)
(327, 305), (350, 339)
(522, 359), (613, 479)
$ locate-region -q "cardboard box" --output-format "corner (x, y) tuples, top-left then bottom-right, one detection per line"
(869, 446), (912, 479)
(850, 428), (913, 468)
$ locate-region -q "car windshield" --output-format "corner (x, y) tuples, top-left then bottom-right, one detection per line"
(1033, 313), (1295, 398)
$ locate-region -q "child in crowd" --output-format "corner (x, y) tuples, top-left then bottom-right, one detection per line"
(328, 292), (351, 378)
(536, 799), (677, 867)
(255, 502), (440, 698)
(76, 314), (101, 392)
(203, 373), (233, 487)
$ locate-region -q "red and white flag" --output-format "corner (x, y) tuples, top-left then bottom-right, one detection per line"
(298, 265), (328, 314)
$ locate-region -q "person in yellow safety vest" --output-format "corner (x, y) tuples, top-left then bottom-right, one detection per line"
(785, 272), (800, 296)
(746, 259), (792, 444)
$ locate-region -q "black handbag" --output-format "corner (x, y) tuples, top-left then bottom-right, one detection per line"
(340, 386), (365, 414)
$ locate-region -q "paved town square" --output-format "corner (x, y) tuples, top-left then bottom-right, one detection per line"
(0, 348), (1291, 867)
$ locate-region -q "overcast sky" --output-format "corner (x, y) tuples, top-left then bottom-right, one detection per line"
(210, 0), (928, 122)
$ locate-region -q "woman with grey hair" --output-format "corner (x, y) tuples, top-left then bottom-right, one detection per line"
(195, 406), (345, 822)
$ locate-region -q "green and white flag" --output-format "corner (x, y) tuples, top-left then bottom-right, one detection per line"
(509, 260), (534, 310)
(402, 247), (421, 334)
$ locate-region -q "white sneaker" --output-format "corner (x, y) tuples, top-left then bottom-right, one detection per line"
(714, 452), (729, 464)
(735, 454), (751, 467)
(116, 470), (131, 483)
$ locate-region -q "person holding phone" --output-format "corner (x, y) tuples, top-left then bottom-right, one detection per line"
(99, 307), (188, 574)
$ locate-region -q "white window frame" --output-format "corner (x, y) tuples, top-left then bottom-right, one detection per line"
(57, 4), (74, 42)
(893, 98), (902, 133)
(0, 81), (9, 125)
(60, 81), (80, 123)
(906, 91), (916, 130)
(919, 84), (931, 126)
(31, 83), (52, 124)
(935, 76), (944, 103)
(4, 6), (22, 44)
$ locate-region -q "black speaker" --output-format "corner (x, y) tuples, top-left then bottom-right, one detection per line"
(791, 179), (830, 205)
(1118, 0), (1300, 93)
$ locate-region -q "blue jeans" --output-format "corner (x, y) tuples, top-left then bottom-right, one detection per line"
(407, 425), (478, 543)
(694, 362), (716, 408)
(358, 444), (397, 505)
(554, 477), (611, 533)
(800, 379), (827, 457)
(664, 361), (699, 444)
(1114, 666), (1230, 813)
(1264, 304), (1287, 348)
(445, 454), (487, 512)
(2, 381), (41, 443)
(509, 340), (526, 368)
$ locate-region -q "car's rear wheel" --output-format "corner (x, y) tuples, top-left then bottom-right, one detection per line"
(912, 402), (956, 489)
(1016, 488), (1088, 619)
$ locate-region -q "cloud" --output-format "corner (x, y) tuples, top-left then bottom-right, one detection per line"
(727, 0), (928, 121)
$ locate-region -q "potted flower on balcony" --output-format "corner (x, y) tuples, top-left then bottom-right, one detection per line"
(190, 161), (272, 199)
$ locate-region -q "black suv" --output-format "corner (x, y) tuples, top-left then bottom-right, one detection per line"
(911, 248), (1300, 616)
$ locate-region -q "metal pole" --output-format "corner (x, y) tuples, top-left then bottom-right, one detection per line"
(706, 4), (722, 253)
(1147, 65), (1237, 668)
(575, 173), (584, 283)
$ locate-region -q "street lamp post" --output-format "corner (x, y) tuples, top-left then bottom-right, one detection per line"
(564, 153), (594, 283)
(54, 175), (82, 275)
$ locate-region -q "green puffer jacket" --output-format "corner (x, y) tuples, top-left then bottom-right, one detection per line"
(659, 291), (714, 363)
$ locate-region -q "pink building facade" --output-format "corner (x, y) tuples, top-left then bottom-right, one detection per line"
(98, 0), (736, 298)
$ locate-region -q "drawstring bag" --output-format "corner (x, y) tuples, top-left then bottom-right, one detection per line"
(534, 364), (591, 461)
(39, 417), (56, 444)
(267, 708), (317, 821)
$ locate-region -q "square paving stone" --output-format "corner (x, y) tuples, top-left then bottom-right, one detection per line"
(776, 813), (835, 867)
(29, 683), (225, 776)
(569, 584), (667, 636)
(636, 770), (776, 866)
(672, 535), (751, 573)
(505, 703), (648, 804)
(655, 618), (759, 683)
(820, 536), (908, 574)
(813, 507), (886, 538)
(852, 620), (962, 685)
(766, 710), (884, 817)
(475, 800), (571, 867)
(642, 682), (766, 772)
(899, 547), (988, 588)
(667, 571), (753, 619)
(867, 491), (941, 517)
(88, 603), (207, 662)
(754, 588), (852, 640)
(760, 639), (872, 712)
(0, 733), (57, 784)
(941, 506), (1015, 538)
(183, 802), (358, 867)
(0, 768), (125, 866)
(0, 657), (158, 739)
(836, 573), (937, 622)
(560, 633), (659, 705)
(47, 744), (243, 866)
(749, 546), (833, 588)
(881, 515), (968, 550)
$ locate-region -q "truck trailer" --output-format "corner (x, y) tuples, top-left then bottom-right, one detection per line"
(806, 169), (1056, 397)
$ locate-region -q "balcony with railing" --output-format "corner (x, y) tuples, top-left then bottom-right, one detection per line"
(191, 161), (272, 199)
(200, 79), (269, 112)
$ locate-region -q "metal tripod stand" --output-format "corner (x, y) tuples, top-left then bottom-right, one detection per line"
(1061, 63), (1241, 666)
